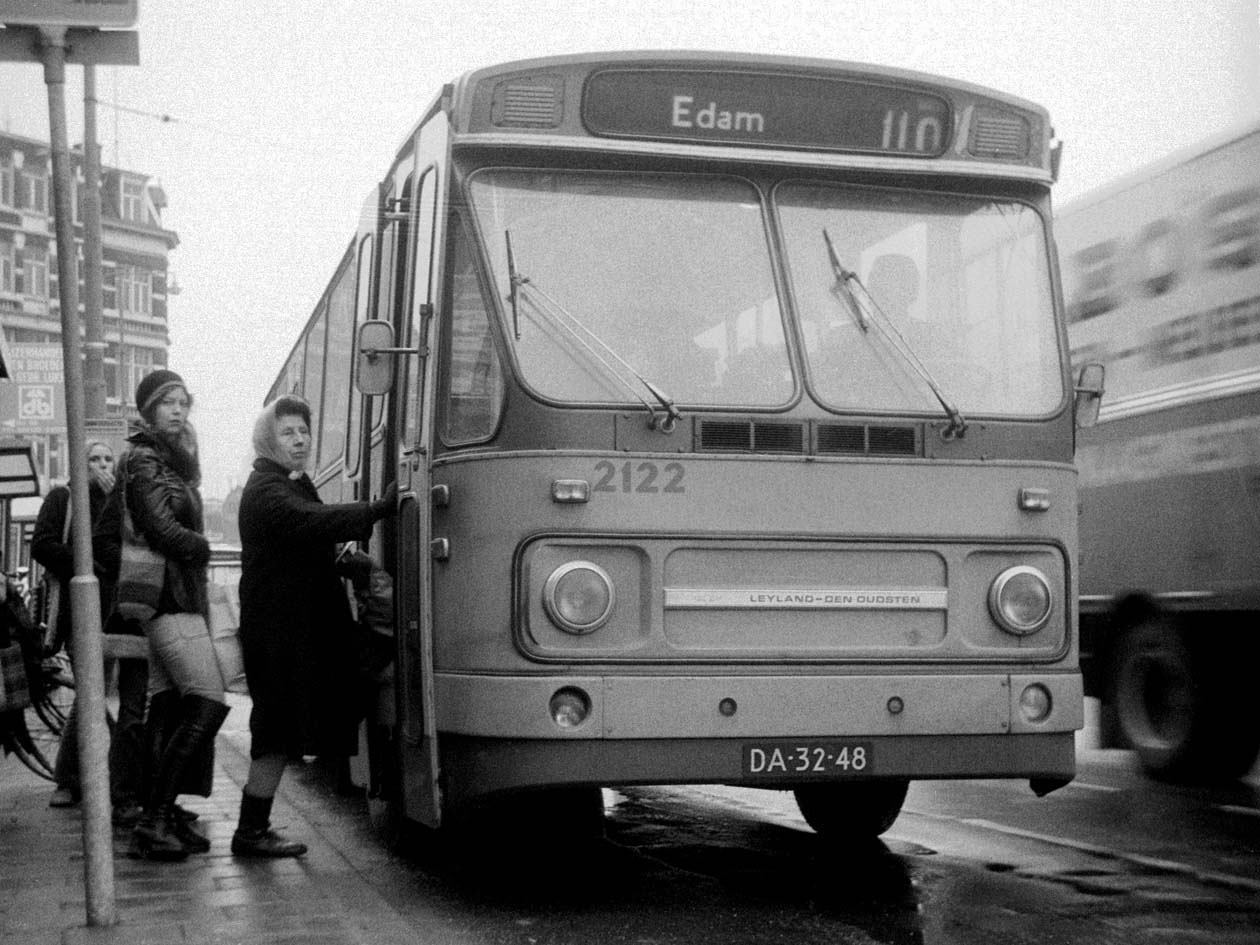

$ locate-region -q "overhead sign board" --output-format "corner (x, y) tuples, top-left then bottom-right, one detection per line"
(0, 0), (137, 27)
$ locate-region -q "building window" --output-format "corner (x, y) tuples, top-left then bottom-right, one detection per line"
(0, 242), (14, 293)
(19, 169), (48, 214)
(118, 264), (152, 315)
(121, 178), (145, 223)
(0, 160), (14, 209)
(22, 248), (48, 298)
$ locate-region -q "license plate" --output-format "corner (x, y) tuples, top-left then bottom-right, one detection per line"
(742, 741), (874, 778)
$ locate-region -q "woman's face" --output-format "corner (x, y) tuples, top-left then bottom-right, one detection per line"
(152, 387), (191, 436)
(275, 413), (311, 471)
(87, 444), (115, 477)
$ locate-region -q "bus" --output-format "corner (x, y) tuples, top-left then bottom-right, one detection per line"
(266, 51), (1100, 840)
(1060, 120), (1260, 782)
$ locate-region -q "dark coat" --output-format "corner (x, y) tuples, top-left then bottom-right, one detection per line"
(31, 480), (113, 642)
(95, 429), (210, 619)
(238, 459), (376, 760)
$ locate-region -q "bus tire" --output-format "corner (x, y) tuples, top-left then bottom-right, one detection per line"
(793, 779), (909, 840)
(1114, 617), (1202, 780)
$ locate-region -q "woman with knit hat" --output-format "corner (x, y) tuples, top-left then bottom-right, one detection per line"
(99, 369), (227, 860)
(231, 394), (393, 857)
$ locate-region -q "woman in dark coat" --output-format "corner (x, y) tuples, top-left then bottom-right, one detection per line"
(233, 394), (393, 857)
(34, 440), (147, 819)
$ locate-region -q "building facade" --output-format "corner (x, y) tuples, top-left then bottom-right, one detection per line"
(0, 129), (178, 483)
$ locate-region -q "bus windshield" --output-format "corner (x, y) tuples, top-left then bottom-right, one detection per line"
(469, 169), (793, 407)
(778, 183), (1064, 417)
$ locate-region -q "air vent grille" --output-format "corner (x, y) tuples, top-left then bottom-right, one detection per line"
(753, 422), (805, 454)
(491, 78), (564, 128)
(868, 425), (919, 455)
(698, 420), (919, 457)
(699, 421), (753, 452)
(816, 423), (919, 457)
(816, 424), (868, 455)
(968, 108), (1030, 159)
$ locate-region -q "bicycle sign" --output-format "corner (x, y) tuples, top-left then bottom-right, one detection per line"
(17, 385), (55, 421)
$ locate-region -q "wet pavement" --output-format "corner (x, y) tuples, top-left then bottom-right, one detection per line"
(0, 694), (420, 945)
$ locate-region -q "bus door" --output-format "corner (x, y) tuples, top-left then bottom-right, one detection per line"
(389, 156), (444, 827)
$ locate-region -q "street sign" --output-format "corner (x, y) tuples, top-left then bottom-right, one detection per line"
(0, 1), (137, 28)
(0, 342), (66, 434)
(0, 25), (139, 64)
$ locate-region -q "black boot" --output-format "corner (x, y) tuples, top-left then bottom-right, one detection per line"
(231, 791), (308, 858)
(131, 695), (229, 861)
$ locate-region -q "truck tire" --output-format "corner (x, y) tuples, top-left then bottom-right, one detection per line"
(1113, 617), (1260, 782)
(793, 779), (909, 840)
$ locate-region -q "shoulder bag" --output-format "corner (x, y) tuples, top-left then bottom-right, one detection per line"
(207, 581), (247, 694)
(115, 474), (166, 623)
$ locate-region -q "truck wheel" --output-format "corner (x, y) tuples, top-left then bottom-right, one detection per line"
(793, 779), (909, 840)
(1114, 618), (1198, 778)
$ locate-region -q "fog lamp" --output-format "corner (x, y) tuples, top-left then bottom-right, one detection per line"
(1019, 684), (1052, 723)
(988, 566), (1052, 635)
(550, 687), (591, 729)
(543, 561), (615, 634)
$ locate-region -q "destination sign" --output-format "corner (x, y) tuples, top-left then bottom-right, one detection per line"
(582, 69), (952, 156)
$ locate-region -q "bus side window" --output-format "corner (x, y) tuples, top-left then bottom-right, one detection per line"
(442, 222), (504, 445)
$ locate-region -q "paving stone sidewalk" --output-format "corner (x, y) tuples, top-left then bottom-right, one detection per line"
(1, 694), (420, 945)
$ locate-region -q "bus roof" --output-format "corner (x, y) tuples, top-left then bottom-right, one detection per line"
(453, 49), (1051, 116)
(416, 50), (1055, 180)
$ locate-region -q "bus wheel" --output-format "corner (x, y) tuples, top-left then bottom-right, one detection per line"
(793, 779), (909, 840)
(1114, 617), (1198, 779)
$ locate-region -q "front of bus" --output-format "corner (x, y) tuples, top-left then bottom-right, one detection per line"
(428, 52), (1081, 836)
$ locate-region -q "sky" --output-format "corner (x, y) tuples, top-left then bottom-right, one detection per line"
(2, 0), (1258, 499)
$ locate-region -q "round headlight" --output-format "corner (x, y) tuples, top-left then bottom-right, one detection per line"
(988, 566), (1052, 635)
(549, 687), (591, 729)
(543, 561), (615, 634)
(1019, 683), (1052, 723)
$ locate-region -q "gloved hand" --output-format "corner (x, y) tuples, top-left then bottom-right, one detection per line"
(370, 481), (397, 520)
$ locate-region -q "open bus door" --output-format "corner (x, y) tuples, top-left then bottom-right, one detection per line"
(358, 157), (443, 831)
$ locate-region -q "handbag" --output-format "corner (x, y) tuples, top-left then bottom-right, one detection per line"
(115, 480), (166, 623)
(207, 581), (248, 694)
(0, 641), (31, 712)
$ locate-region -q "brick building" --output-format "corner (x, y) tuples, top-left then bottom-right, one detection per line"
(0, 129), (178, 483)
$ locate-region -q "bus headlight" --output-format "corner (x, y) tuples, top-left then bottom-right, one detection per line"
(543, 561), (615, 634)
(988, 566), (1052, 635)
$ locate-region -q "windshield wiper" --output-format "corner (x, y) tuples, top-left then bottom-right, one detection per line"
(504, 236), (681, 433)
(505, 230), (524, 340)
(824, 228), (868, 333)
(821, 229), (967, 439)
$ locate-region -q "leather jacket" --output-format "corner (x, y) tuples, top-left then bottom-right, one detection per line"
(119, 429), (210, 617)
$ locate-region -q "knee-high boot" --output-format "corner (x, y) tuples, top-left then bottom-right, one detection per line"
(131, 695), (229, 861)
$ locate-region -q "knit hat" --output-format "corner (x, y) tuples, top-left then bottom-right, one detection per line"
(134, 369), (189, 421)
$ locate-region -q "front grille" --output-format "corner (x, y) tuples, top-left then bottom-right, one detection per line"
(698, 420), (917, 456)
(816, 423), (921, 457)
(697, 420), (806, 454)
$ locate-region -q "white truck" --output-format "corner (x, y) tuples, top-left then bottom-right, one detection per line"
(1058, 119), (1260, 781)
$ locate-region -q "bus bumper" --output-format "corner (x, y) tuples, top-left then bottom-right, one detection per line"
(429, 670), (1081, 803)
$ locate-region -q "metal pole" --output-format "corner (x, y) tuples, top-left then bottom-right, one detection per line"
(83, 65), (107, 420)
(37, 25), (116, 929)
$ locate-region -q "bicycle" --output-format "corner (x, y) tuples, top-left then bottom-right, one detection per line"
(1, 572), (75, 781)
